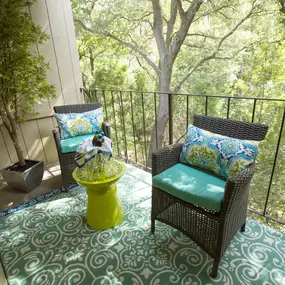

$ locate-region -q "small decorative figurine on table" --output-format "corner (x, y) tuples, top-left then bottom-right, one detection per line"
(74, 128), (114, 181)
(92, 130), (104, 147)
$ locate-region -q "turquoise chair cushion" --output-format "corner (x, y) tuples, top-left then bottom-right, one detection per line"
(152, 163), (226, 212)
(60, 134), (95, 153)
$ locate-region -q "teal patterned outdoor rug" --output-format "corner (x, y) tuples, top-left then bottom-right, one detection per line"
(0, 164), (285, 285)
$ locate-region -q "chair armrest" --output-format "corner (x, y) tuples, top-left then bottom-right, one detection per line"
(222, 163), (255, 213)
(152, 144), (182, 176)
(102, 122), (111, 138)
(52, 127), (62, 155)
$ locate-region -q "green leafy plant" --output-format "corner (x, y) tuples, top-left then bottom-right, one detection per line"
(0, 0), (56, 167)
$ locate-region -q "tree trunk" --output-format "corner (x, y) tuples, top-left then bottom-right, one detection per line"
(11, 130), (25, 167)
(2, 110), (26, 167)
(147, 66), (172, 166)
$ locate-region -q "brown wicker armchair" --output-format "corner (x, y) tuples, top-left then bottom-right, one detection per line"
(53, 103), (110, 186)
(151, 115), (268, 277)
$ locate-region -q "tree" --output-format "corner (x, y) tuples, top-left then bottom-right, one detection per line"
(72, 0), (285, 228)
(73, 0), (266, 163)
(0, 0), (56, 167)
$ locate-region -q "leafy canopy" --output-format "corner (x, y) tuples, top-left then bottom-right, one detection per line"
(0, 0), (56, 124)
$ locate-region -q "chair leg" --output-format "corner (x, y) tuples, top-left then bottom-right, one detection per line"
(240, 222), (246, 232)
(210, 258), (220, 278)
(151, 218), (155, 233)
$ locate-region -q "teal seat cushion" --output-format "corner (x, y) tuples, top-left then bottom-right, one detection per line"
(152, 163), (226, 212)
(60, 134), (95, 153)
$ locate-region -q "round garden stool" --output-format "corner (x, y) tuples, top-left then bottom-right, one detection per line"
(72, 160), (125, 230)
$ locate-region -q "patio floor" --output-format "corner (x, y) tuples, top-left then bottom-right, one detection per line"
(0, 162), (63, 285)
(0, 163), (285, 284)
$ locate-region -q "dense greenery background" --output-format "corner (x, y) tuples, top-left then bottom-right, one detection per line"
(71, 0), (285, 231)
(0, 0), (56, 166)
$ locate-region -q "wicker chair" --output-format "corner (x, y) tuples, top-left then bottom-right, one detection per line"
(151, 115), (268, 277)
(53, 103), (111, 186)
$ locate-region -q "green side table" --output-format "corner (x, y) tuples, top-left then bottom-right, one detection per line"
(72, 160), (125, 230)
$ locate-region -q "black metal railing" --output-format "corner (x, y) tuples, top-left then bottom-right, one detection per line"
(81, 88), (285, 228)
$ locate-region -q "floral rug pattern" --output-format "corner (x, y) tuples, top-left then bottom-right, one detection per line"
(0, 164), (285, 285)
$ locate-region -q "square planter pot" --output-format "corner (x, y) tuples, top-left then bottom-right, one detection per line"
(0, 160), (44, 193)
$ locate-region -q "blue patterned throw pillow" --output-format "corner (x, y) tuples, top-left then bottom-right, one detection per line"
(180, 125), (260, 179)
(55, 108), (103, 139)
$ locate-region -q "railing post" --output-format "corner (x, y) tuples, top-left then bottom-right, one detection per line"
(252, 99), (257, 123)
(130, 91), (138, 163)
(90, 89), (95, 102)
(80, 87), (88, 101)
(154, 92), (158, 150)
(95, 88), (99, 102)
(186, 95), (189, 129)
(168, 93), (173, 145)
(141, 92), (148, 165)
(263, 108), (285, 216)
(119, 91), (128, 162)
(111, 91), (120, 156)
(102, 90), (108, 122)
(227, 97), (231, 119)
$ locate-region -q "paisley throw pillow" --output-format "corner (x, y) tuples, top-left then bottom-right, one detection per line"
(55, 108), (103, 139)
(180, 125), (261, 179)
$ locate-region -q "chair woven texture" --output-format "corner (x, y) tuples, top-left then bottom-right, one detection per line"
(53, 103), (110, 186)
(151, 115), (268, 277)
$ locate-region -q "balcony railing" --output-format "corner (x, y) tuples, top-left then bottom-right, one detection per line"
(81, 88), (285, 229)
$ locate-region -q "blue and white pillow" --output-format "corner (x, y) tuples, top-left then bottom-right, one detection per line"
(180, 125), (261, 179)
(55, 108), (103, 139)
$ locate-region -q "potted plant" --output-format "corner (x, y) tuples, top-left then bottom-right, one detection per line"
(0, 0), (56, 192)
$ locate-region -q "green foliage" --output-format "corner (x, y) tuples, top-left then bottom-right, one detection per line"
(92, 61), (127, 90)
(0, 0), (56, 165)
(223, 27), (285, 229)
(73, 0), (285, 230)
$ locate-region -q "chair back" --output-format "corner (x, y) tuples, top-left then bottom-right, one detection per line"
(54, 103), (101, 114)
(193, 115), (268, 141)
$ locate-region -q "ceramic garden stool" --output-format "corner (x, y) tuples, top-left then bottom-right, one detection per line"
(72, 160), (125, 230)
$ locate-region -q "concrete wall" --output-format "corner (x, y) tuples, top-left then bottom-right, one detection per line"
(0, 0), (83, 169)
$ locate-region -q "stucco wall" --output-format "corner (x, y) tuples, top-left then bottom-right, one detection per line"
(0, 0), (83, 169)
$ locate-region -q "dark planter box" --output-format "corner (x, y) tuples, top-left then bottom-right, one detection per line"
(1, 160), (44, 193)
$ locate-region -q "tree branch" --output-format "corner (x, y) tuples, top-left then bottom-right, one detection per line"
(176, 0), (185, 17)
(134, 55), (158, 86)
(0, 92), (13, 134)
(169, 0), (203, 63)
(187, 33), (217, 40)
(110, 11), (152, 23)
(213, 56), (233, 60)
(215, 4), (258, 53)
(90, 0), (96, 12)
(173, 55), (215, 93)
(106, 32), (160, 76)
(279, 0), (285, 12)
(166, 0), (177, 49)
(173, 3), (259, 93)
(192, 3), (236, 23)
(75, 18), (160, 76)
(175, 131), (187, 144)
(151, 0), (167, 57)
